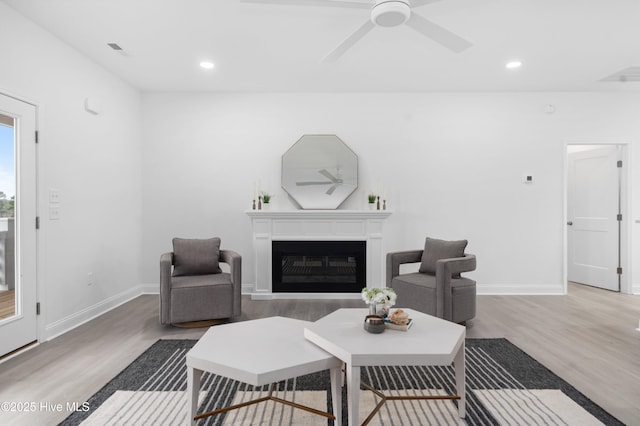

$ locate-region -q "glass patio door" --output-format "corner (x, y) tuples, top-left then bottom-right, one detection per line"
(0, 94), (37, 358)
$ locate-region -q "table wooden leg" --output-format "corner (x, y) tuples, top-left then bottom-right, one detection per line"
(330, 366), (342, 426)
(346, 365), (360, 426)
(187, 366), (202, 426)
(454, 340), (466, 418)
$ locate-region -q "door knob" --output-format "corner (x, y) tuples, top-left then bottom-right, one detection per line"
(567, 221), (573, 226)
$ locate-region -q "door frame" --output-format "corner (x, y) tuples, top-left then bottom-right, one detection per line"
(563, 142), (631, 294)
(0, 88), (41, 359)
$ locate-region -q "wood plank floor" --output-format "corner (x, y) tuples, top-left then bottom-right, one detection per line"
(0, 283), (638, 425)
(0, 289), (15, 319)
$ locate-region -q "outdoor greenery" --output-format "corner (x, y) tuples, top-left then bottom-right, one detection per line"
(0, 191), (14, 218)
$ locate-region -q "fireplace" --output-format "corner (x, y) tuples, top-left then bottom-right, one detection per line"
(272, 241), (366, 293)
(246, 210), (391, 299)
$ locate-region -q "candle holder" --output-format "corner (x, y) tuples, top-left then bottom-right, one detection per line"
(252, 199), (256, 210)
(383, 199), (387, 210)
(364, 315), (385, 334)
(376, 196), (380, 210)
(258, 195), (263, 210)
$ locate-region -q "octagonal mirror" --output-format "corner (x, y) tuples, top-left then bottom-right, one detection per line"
(282, 135), (358, 209)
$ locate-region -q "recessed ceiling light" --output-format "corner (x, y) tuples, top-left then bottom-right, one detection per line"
(200, 61), (215, 70)
(506, 61), (523, 69)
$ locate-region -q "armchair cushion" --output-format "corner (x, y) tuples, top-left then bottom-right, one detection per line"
(391, 272), (476, 323)
(418, 237), (467, 274)
(172, 237), (222, 277)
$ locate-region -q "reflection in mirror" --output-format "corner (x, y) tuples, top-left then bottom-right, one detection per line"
(282, 135), (358, 209)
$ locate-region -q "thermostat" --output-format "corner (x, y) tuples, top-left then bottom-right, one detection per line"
(523, 174), (534, 183)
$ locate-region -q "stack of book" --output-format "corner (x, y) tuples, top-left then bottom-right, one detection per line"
(384, 318), (413, 331)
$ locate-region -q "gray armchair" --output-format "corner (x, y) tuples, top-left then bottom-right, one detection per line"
(160, 237), (241, 325)
(386, 237), (476, 324)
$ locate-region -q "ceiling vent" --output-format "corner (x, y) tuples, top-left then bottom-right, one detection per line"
(600, 66), (640, 82)
(107, 43), (129, 57)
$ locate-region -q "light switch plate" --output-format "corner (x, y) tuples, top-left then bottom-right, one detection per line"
(49, 189), (61, 203)
(49, 206), (60, 220)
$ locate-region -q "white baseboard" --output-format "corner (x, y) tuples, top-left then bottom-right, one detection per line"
(43, 285), (149, 341)
(632, 283), (640, 295)
(139, 283), (159, 294)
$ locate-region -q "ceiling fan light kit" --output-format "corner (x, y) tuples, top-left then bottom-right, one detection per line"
(245, 0), (473, 61)
(371, 1), (411, 27)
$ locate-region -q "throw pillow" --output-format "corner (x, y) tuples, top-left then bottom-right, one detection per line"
(172, 237), (222, 276)
(418, 237), (468, 274)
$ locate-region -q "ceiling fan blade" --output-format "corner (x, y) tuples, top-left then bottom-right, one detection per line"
(326, 185), (338, 195)
(405, 13), (472, 53)
(296, 181), (332, 186)
(318, 168), (339, 182)
(322, 20), (375, 62)
(240, 0), (370, 9)
(409, 0), (446, 8)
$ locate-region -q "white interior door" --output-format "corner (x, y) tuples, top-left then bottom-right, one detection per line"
(567, 145), (620, 291)
(0, 94), (37, 357)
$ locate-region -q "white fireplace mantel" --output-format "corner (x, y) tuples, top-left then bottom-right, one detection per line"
(246, 209), (392, 299)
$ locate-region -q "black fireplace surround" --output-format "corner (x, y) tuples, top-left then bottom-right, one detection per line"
(272, 240), (366, 293)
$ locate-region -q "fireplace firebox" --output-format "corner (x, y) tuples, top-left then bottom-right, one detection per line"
(272, 241), (366, 293)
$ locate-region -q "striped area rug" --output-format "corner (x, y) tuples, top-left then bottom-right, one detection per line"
(60, 339), (622, 425)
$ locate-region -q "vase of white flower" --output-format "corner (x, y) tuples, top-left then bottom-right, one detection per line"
(369, 304), (377, 315)
(361, 287), (396, 316)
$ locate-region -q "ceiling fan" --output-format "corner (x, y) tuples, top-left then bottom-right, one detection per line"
(241, 0), (473, 61)
(296, 168), (343, 195)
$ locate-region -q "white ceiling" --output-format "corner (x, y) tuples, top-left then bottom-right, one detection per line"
(4, 0), (640, 92)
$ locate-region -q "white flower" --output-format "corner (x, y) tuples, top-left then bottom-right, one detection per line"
(384, 290), (397, 307)
(361, 287), (396, 308)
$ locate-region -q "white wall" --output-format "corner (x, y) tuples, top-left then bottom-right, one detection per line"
(0, 3), (143, 339)
(142, 92), (640, 295)
(2, 2), (637, 347)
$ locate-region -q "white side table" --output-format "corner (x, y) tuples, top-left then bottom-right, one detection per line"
(186, 316), (343, 425)
(304, 308), (465, 426)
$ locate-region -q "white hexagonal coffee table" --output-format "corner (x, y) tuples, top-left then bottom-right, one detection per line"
(304, 308), (465, 426)
(186, 316), (343, 426)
